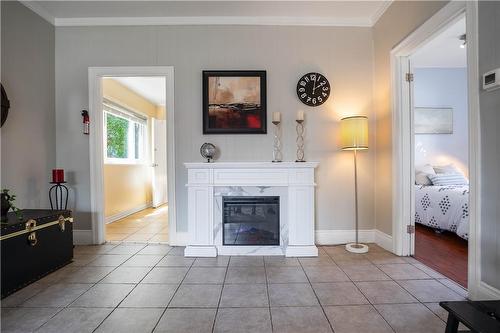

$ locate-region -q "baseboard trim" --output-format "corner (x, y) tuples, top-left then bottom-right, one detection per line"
(73, 230), (93, 245)
(315, 229), (394, 252)
(374, 230), (393, 252)
(105, 203), (152, 224)
(315, 229), (375, 245)
(474, 281), (500, 300)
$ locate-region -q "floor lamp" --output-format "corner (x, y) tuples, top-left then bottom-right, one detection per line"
(340, 116), (369, 254)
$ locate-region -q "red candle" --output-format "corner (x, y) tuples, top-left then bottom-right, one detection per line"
(52, 169), (65, 183)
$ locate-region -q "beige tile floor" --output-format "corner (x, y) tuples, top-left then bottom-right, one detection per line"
(105, 206), (168, 243)
(1, 243), (469, 333)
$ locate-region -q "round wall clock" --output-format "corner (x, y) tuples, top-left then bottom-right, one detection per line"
(296, 72), (331, 107)
(1, 84), (10, 127)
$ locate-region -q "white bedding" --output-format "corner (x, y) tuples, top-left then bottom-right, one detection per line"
(415, 184), (469, 240)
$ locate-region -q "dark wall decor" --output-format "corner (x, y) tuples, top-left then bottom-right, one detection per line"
(203, 70), (267, 134)
(296, 72), (331, 107)
(1, 84), (11, 127)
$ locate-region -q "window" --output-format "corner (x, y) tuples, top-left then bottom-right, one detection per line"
(104, 100), (147, 164)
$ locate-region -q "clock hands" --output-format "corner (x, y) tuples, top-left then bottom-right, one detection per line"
(313, 81), (326, 94)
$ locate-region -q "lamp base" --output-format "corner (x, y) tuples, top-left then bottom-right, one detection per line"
(345, 243), (369, 254)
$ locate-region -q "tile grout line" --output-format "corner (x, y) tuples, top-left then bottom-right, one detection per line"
(210, 257), (231, 333)
(297, 255), (335, 333)
(87, 242), (158, 333)
(29, 242), (135, 332)
(150, 248), (194, 333)
(322, 246), (397, 333)
(324, 245), (463, 328)
(263, 258), (274, 332)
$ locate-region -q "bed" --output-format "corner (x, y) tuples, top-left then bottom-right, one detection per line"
(414, 184), (469, 240)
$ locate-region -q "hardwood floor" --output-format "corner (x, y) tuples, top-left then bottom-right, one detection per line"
(105, 205), (168, 243)
(415, 224), (468, 288)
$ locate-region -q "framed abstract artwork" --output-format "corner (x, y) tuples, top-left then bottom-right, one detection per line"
(415, 107), (453, 134)
(203, 70), (267, 134)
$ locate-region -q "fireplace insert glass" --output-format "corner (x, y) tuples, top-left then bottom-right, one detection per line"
(222, 196), (280, 246)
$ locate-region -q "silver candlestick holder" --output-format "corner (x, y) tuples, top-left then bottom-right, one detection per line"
(295, 119), (305, 162)
(272, 120), (283, 162)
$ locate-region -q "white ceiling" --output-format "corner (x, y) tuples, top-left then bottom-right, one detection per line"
(412, 17), (466, 68)
(110, 77), (166, 106)
(21, 1), (393, 27)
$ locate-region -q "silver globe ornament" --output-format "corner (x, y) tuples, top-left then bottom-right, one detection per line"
(200, 143), (217, 163)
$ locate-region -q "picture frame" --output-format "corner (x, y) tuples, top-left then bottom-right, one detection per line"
(203, 70), (267, 134)
(414, 107), (453, 134)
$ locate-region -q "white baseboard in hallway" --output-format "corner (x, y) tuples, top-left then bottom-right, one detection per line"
(105, 203), (152, 224)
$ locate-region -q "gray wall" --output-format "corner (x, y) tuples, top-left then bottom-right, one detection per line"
(478, 1), (500, 291)
(55, 25), (375, 232)
(1, 1), (55, 209)
(413, 67), (468, 175)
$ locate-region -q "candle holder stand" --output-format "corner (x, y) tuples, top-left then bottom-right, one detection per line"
(49, 182), (69, 210)
(272, 120), (283, 162)
(295, 119), (306, 162)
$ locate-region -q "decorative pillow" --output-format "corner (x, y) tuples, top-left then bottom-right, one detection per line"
(433, 164), (460, 174)
(415, 172), (432, 186)
(415, 164), (436, 185)
(416, 164), (436, 175)
(428, 173), (469, 186)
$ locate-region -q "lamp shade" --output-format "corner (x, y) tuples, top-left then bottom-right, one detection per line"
(340, 116), (368, 150)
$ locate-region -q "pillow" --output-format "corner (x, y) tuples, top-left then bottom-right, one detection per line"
(416, 164), (436, 175)
(415, 172), (432, 186)
(428, 173), (469, 186)
(415, 164), (436, 185)
(433, 164), (460, 174)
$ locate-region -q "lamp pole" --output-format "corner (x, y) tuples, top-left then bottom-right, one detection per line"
(354, 148), (359, 245)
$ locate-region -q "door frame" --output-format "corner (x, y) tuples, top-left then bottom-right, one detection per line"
(390, 1), (485, 298)
(88, 66), (178, 245)
(151, 118), (168, 208)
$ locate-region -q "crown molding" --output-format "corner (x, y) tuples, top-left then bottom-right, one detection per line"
(19, 1), (55, 25)
(54, 15), (372, 27)
(370, 0), (393, 26)
(19, 1), (390, 28)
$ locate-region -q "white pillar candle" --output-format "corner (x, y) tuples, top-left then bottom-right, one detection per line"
(297, 111), (305, 121)
(272, 112), (281, 122)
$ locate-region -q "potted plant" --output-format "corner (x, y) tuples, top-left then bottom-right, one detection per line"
(1, 189), (22, 222)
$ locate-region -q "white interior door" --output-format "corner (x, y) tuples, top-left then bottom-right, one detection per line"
(152, 118), (168, 208)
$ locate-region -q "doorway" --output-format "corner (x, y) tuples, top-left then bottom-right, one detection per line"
(390, 1), (482, 297)
(102, 77), (168, 243)
(410, 17), (469, 287)
(88, 67), (177, 245)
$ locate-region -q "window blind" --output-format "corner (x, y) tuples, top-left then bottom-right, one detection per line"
(103, 99), (148, 125)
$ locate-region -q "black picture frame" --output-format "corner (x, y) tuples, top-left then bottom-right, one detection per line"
(203, 70), (267, 134)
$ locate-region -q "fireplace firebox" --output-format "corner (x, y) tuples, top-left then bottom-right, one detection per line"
(222, 196), (280, 246)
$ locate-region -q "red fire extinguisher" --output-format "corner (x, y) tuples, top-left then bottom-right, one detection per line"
(81, 110), (89, 135)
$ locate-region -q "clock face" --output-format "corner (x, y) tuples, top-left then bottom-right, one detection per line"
(296, 72), (331, 107)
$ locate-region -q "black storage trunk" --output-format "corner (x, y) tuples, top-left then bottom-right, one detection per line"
(1, 209), (73, 298)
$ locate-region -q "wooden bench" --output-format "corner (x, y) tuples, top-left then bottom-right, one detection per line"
(440, 300), (500, 333)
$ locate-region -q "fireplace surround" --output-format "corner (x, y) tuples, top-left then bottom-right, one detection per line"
(184, 162), (319, 257)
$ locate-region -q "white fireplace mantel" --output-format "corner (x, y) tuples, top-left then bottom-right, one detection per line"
(184, 161), (319, 257)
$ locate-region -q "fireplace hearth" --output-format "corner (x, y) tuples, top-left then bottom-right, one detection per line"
(223, 196), (279, 246)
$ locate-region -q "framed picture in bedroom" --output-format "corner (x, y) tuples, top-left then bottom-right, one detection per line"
(202, 70), (267, 134)
(415, 107), (453, 134)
